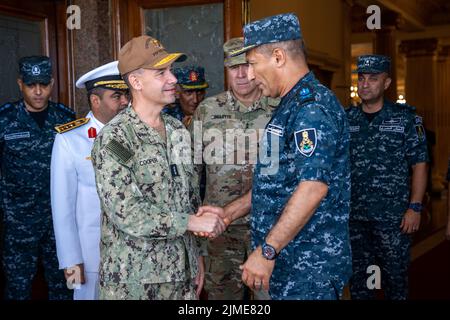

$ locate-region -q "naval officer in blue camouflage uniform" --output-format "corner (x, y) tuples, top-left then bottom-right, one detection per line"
(347, 55), (428, 300)
(0, 56), (75, 299)
(197, 13), (352, 300)
(163, 65), (208, 127)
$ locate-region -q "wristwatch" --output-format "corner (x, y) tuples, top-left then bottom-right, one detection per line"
(261, 242), (279, 260)
(409, 202), (423, 214)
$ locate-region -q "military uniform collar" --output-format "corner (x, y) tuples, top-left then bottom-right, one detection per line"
(17, 99), (51, 130)
(87, 111), (105, 130)
(281, 71), (315, 105)
(127, 106), (176, 146)
(354, 99), (396, 123)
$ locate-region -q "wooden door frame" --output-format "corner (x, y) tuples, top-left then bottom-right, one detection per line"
(111, 0), (245, 59)
(0, 0), (73, 107)
(111, 0), (246, 90)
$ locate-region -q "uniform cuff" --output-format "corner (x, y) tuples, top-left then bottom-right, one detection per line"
(168, 212), (190, 238)
(297, 167), (331, 185)
(408, 155), (429, 167)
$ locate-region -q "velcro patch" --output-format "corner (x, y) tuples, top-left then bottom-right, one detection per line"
(295, 128), (317, 157)
(105, 139), (134, 163)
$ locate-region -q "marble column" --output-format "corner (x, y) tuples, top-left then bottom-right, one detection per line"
(72, 0), (114, 116)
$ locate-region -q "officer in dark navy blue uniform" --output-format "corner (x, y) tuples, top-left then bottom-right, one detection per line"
(197, 13), (352, 300)
(347, 55), (428, 300)
(0, 56), (74, 299)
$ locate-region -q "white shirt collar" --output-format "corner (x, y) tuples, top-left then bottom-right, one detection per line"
(86, 111), (105, 130)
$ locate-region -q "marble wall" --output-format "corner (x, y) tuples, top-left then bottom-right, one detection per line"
(71, 0), (114, 116)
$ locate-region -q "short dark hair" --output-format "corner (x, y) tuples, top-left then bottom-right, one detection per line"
(255, 39), (307, 61)
(122, 69), (144, 100)
(87, 87), (107, 108)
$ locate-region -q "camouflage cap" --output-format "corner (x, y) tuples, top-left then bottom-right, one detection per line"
(19, 55), (52, 85)
(230, 13), (302, 57)
(174, 65), (208, 90)
(353, 55), (391, 74)
(223, 37), (247, 67)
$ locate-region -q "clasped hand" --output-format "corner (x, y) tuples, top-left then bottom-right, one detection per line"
(188, 206), (231, 239)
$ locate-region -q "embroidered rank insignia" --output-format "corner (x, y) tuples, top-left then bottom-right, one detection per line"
(415, 124), (426, 142)
(267, 123), (284, 137)
(189, 71), (198, 82)
(295, 128), (317, 157)
(297, 85), (315, 105)
(55, 118), (90, 133)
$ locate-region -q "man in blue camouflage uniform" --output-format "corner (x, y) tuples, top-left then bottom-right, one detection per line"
(163, 65), (208, 127)
(347, 55), (428, 300)
(197, 13), (352, 300)
(0, 56), (74, 299)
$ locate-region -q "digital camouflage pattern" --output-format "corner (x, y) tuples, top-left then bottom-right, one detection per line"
(231, 13), (302, 56)
(162, 102), (184, 122)
(190, 91), (277, 299)
(0, 99), (75, 300)
(349, 220), (411, 300)
(100, 278), (196, 300)
(18, 55), (52, 85)
(91, 107), (201, 300)
(347, 100), (428, 300)
(347, 101), (428, 223)
(353, 54), (391, 74)
(251, 72), (352, 300)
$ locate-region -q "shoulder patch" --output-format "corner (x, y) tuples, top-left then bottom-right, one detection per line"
(296, 85), (316, 106)
(105, 139), (134, 163)
(55, 118), (90, 133)
(295, 128), (317, 157)
(0, 103), (14, 114)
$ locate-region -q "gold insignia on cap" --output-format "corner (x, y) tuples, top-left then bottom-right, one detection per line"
(55, 118), (90, 134)
(189, 71), (198, 82)
(151, 39), (162, 48)
(93, 80), (128, 90)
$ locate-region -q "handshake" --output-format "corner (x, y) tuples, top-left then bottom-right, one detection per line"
(187, 205), (232, 239)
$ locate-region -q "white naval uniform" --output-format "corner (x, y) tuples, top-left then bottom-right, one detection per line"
(51, 111), (104, 300)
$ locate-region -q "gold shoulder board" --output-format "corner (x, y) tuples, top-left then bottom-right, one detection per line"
(55, 118), (90, 134)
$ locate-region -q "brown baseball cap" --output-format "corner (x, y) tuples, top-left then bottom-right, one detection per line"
(118, 35), (187, 75)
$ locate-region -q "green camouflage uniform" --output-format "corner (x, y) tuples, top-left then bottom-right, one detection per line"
(190, 91), (277, 299)
(91, 106), (201, 300)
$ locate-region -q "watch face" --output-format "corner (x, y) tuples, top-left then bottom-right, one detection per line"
(262, 244), (276, 260)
